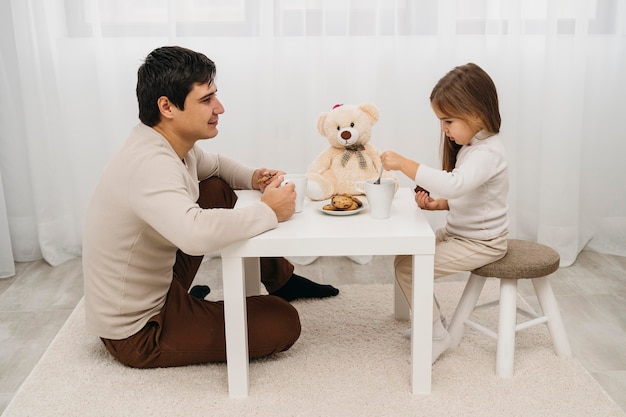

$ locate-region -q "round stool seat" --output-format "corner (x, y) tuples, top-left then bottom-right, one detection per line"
(472, 239), (560, 279)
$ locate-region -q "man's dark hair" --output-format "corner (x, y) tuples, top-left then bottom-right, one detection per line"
(136, 46), (216, 126)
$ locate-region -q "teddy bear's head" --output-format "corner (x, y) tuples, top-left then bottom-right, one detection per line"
(317, 103), (380, 149)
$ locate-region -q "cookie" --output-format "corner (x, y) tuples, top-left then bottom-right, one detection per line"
(257, 173), (276, 184)
(322, 194), (362, 211)
(414, 185), (430, 196)
(331, 194), (355, 209)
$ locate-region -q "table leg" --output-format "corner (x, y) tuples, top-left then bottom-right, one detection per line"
(411, 253), (434, 395)
(221, 256), (250, 398)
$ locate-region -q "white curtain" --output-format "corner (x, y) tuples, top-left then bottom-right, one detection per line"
(1, 0), (625, 278)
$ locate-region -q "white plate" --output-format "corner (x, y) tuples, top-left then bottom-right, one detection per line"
(319, 202), (366, 216)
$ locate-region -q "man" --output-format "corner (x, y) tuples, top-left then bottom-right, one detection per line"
(82, 46), (338, 368)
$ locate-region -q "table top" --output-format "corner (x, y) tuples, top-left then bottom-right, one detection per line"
(221, 187), (435, 258)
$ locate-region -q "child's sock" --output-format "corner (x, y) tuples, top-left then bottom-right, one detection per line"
(402, 316), (451, 364)
(189, 285), (211, 299)
(432, 316), (448, 339)
(431, 316), (451, 364)
(271, 274), (339, 302)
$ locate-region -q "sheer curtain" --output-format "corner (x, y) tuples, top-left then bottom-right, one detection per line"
(1, 0), (624, 278)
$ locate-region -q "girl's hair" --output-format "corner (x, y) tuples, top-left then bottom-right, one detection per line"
(137, 46), (216, 127)
(430, 63), (501, 171)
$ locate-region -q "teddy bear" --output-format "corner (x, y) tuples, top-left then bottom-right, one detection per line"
(306, 103), (398, 201)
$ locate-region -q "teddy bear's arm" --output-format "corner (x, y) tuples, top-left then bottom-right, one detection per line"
(307, 147), (337, 174)
(306, 148), (341, 200)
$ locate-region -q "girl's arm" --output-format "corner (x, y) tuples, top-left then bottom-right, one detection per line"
(381, 150), (446, 210)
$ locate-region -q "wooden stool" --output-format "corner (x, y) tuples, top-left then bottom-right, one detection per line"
(447, 239), (572, 378)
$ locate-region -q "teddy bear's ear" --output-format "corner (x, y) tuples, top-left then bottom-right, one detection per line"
(358, 103), (380, 124)
(316, 112), (328, 136)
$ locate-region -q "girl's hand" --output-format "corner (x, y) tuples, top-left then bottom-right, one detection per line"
(381, 150), (419, 181)
(415, 192), (448, 211)
(380, 151), (405, 171)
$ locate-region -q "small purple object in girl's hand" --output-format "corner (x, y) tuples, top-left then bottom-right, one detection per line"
(414, 185), (430, 196)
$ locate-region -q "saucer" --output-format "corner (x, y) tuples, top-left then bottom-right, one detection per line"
(319, 204), (366, 216)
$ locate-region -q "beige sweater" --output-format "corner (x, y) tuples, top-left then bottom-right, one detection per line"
(414, 131), (509, 241)
(83, 124), (277, 339)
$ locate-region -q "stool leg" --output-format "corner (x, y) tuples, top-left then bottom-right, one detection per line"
(448, 273), (487, 348)
(496, 279), (518, 378)
(532, 276), (572, 356)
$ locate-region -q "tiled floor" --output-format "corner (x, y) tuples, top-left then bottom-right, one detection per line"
(0, 251), (624, 414)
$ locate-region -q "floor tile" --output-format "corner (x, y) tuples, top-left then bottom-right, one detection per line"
(0, 309), (73, 392)
(592, 371), (626, 411)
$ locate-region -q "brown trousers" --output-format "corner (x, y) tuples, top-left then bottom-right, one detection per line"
(102, 177), (301, 368)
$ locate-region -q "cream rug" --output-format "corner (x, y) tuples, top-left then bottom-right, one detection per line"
(3, 282), (624, 417)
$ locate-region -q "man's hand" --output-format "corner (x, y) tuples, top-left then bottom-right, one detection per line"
(253, 168), (285, 192)
(260, 175), (296, 221)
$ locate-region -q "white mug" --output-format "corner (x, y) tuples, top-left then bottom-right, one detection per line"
(354, 178), (395, 219)
(282, 174), (308, 213)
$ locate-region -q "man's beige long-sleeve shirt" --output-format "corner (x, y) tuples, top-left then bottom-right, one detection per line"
(83, 123), (277, 339)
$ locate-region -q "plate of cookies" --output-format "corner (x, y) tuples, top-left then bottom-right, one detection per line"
(320, 194), (366, 216)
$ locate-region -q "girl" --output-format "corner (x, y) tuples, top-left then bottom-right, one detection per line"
(381, 63), (509, 364)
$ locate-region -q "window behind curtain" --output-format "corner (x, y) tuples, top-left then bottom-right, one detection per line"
(65, 0), (619, 38)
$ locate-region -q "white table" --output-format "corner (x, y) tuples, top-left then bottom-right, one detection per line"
(221, 187), (435, 397)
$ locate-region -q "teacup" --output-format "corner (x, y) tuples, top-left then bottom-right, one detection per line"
(354, 178), (395, 219)
(282, 174), (308, 213)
